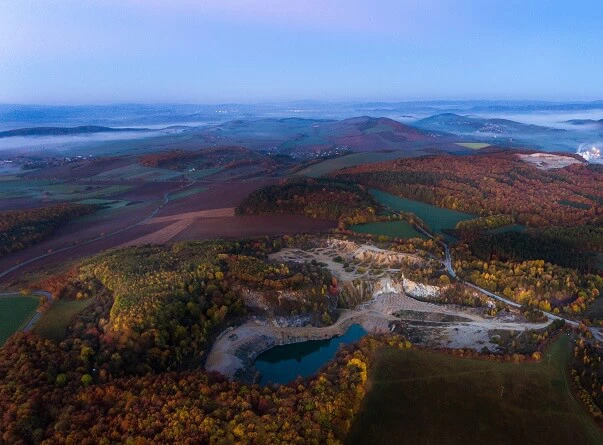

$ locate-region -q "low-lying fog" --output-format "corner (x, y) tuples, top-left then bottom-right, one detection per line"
(0, 127), (190, 155)
(0, 102), (601, 162)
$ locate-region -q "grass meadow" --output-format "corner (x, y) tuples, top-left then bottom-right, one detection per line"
(346, 336), (602, 445)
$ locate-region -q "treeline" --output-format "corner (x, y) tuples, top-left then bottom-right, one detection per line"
(0, 203), (96, 256)
(334, 151), (602, 227)
(237, 177), (378, 226)
(454, 214), (515, 235)
(572, 333), (603, 421)
(467, 230), (599, 272)
(535, 225), (603, 253)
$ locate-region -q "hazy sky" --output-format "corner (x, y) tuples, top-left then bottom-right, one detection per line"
(1, 0), (602, 104)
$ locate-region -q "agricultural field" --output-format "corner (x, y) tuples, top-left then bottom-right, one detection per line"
(76, 198), (130, 211)
(33, 298), (94, 341)
(349, 220), (427, 239)
(298, 150), (427, 177)
(169, 186), (208, 201)
(90, 163), (185, 181)
(0, 294), (39, 345)
(0, 179), (133, 201)
(455, 142), (491, 149)
(347, 337), (602, 445)
(370, 189), (475, 234)
(185, 167), (222, 180)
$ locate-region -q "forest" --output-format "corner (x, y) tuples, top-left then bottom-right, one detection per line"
(453, 214), (515, 236)
(453, 243), (603, 316)
(464, 227), (602, 272)
(334, 150), (602, 227)
(238, 177), (379, 226)
(0, 319), (410, 444)
(0, 203), (96, 256)
(0, 236), (370, 443)
(572, 331), (603, 420)
(72, 239), (335, 374)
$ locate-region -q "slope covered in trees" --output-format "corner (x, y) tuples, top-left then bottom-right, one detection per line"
(0, 203), (96, 256)
(71, 239), (334, 373)
(0, 237), (366, 443)
(453, 243), (603, 315)
(572, 332), (603, 421)
(238, 178), (378, 226)
(333, 150), (602, 227)
(464, 226), (603, 272)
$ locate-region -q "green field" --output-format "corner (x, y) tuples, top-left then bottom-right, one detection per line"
(370, 189), (475, 234)
(0, 179), (57, 199)
(0, 179), (133, 201)
(455, 142), (491, 149)
(185, 167), (223, 180)
(77, 198), (130, 211)
(299, 151), (427, 178)
(0, 295), (39, 346)
(350, 220), (427, 239)
(347, 336), (601, 445)
(91, 164), (184, 181)
(33, 298), (94, 341)
(170, 186), (208, 200)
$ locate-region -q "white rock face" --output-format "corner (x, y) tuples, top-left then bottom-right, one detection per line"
(373, 277), (404, 297)
(327, 238), (421, 267)
(402, 278), (440, 300)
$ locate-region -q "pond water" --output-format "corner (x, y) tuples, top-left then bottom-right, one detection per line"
(350, 220), (427, 239)
(370, 189), (475, 234)
(254, 324), (367, 385)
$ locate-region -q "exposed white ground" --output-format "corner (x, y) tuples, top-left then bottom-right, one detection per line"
(206, 238), (550, 379)
(517, 152), (582, 170)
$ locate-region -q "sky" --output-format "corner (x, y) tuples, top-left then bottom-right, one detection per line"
(1, 0), (602, 104)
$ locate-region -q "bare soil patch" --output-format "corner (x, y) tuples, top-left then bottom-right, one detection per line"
(517, 152), (583, 170)
(147, 207), (235, 224)
(157, 179), (276, 216)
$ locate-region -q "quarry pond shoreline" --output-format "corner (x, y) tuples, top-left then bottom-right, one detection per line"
(205, 310), (394, 384)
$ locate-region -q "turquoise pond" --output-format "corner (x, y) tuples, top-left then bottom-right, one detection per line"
(349, 220), (427, 239)
(254, 324), (367, 385)
(369, 189), (475, 234)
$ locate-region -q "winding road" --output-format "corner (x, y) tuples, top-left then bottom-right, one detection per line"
(408, 210), (601, 340)
(379, 202), (602, 340)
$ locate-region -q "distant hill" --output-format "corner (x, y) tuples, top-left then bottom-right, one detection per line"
(410, 112), (595, 153)
(0, 125), (149, 138)
(201, 116), (451, 154)
(564, 119), (603, 126)
(415, 113), (565, 135)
